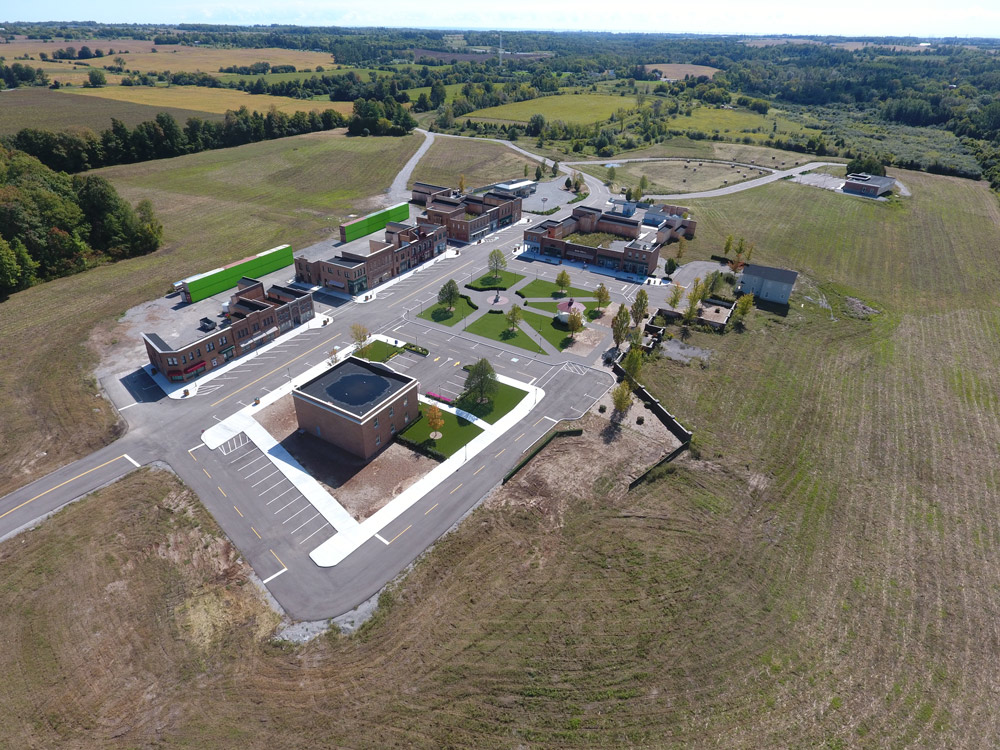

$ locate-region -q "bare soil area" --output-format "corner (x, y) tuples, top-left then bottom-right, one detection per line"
(255, 394), (435, 520)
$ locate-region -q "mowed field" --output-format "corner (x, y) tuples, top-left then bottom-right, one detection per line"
(467, 93), (629, 125)
(407, 135), (541, 189)
(57, 85), (354, 116)
(579, 159), (761, 194)
(642, 62), (720, 78)
(0, 131), (421, 494)
(0, 87), (225, 136)
(669, 105), (806, 139)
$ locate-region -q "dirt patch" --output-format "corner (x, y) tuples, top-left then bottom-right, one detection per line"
(590, 383), (684, 448)
(845, 296), (880, 318)
(561, 324), (604, 357)
(255, 395), (436, 520)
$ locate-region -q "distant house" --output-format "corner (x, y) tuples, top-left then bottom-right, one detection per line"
(737, 264), (798, 305)
(493, 179), (536, 198)
(843, 173), (895, 198)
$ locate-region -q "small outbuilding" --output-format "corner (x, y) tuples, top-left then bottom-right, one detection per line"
(737, 264), (798, 305)
(843, 173), (896, 198)
(556, 297), (587, 325)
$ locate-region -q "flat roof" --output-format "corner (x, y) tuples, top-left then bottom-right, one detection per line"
(495, 179), (534, 190)
(742, 263), (799, 285)
(845, 173), (896, 189)
(296, 357), (416, 419)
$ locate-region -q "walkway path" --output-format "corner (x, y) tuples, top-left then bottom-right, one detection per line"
(386, 129), (436, 204)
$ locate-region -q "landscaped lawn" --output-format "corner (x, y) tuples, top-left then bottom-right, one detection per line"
(400, 407), (483, 459)
(358, 340), (402, 362)
(465, 312), (544, 353)
(417, 297), (477, 327)
(517, 279), (594, 300)
(527, 299), (605, 320)
(456, 381), (528, 424)
(519, 308), (576, 351)
(466, 270), (525, 290)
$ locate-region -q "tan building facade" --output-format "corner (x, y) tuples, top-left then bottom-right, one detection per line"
(293, 357), (420, 460)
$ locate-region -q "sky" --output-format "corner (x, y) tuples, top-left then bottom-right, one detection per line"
(12, 0), (1000, 39)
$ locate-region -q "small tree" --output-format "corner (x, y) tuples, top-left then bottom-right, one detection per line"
(426, 404), (445, 439)
(487, 247), (507, 280)
(622, 346), (643, 381)
(555, 269), (571, 294)
(595, 283), (611, 311)
(625, 187), (633, 201)
(665, 257), (678, 275)
(465, 358), (499, 404)
(675, 237), (686, 260)
(731, 293), (755, 331)
(565, 176), (573, 190)
(438, 279), (461, 311)
(567, 309), (584, 339)
(668, 284), (684, 308)
(612, 303), (631, 349)
(458, 173), (467, 193)
(505, 303), (523, 331)
(524, 163), (530, 178)
(630, 288), (649, 327)
(607, 165), (617, 184)
(351, 323), (370, 354)
(535, 164), (543, 181)
(87, 69), (106, 87)
(551, 160), (559, 177)
(638, 174), (649, 198)
(573, 171), (584, 192)
(746, 243), (755, 262)
(611, 381), (633, 415)
(723, 234), (734, 256)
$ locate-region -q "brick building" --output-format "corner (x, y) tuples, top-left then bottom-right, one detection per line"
(422, 190), (522, 243)
(143, 279), (314, 382)
(642, 204), (697, 242)
(293, 357), (420, 460)
(522, 206), (662, 276)
(295, 221), (447, 296)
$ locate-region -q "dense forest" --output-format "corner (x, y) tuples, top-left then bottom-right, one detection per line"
(0, 146), (162, 296)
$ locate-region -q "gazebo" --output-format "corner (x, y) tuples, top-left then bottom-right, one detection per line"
(556, 297), (586, 325)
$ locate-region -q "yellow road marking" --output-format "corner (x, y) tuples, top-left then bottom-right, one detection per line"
(210, 331), (343, 407)
(251, 527), (261, 539)
(453, 360), (460, 367)
(450, 483), (463, 494)
(233, 505), (243, 517)
(514, 432), (525, 442)
(203, 468), (212, 479)
(388, 258), (474, 308)
(473, 465), (485, 475)
(0, 455), (127, 521)
(387, 524), (412, 543)
(218, 486), (227, 497)
(495, 448), (505, 458)
(270, 549), (286, 569)
(424, 502), (438, 515)
(533, 416), (546, 426)
(433, 356), (441, 362)
(188, 450), (198, 462)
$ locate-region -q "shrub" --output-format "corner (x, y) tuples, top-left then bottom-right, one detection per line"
(636, 415), (645, 425)
(403, 342), (429, 356)
(598, 404), (607, 413)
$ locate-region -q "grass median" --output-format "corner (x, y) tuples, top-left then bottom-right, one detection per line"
(465, 312), (544, 353)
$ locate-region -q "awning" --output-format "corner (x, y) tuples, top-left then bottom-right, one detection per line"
(184, 361), (206, 374)
(266, 327), (278, 337)
(167, 370), (182, 377)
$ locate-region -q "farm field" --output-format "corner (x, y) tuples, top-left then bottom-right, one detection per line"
(112, 44), (336, 75)
(57, 85), (354, 116)
(467, 93), (629, 125)
(0, 130), (421, 495)
(667, 105), (806, 140)
(4, 159), (1000, 746)
(216, 64), (431, 85)
(407, 135), (541, 189)
(0, 87), (225, 136)
(403, 82), (464, 104)
(579, 159), (759, 194)
(642, 62), (720, 78)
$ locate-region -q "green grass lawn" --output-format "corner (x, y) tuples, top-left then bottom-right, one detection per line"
(527, 299), (604, 319)
(456, 381), (527, 424)
(417, 297), (477, 327)
(517, 278), (595, 300)
(407, 136), (541, 190)
(400, 407), (482, 458)
(465, 270), (525, 290)
(358, 340), (402, 362)
(466, 93), (630, 125)
(519, 308), (575, 351)
(465, 312), (544, 353)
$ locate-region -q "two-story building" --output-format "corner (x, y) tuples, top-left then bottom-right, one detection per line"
(422, 190), (522, 243)
(642, 204), (697, 242)
(294, 221), (448, 296)
(142, 279), (314, 382)
(522, 206), (662, 276)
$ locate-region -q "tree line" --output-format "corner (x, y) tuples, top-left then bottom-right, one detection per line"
(0, 145), (163, 297)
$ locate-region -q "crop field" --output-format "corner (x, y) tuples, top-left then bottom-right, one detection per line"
(580, 159), (759, 194)
(0, 131), (420, 495)
(408, 135), (541, 189)
(467, 93), (630, 125)
(5, 164), (1000, 745)
(641, 62), (720, 78)
(113, 44), (336, 75)
(57, 85), (354, 116)
(0, 87), (225, 136)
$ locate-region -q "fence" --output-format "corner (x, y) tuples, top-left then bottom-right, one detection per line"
(612, 356), (692, 445)
(502, 428), (583, 484)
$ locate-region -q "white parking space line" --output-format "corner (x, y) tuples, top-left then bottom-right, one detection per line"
(267, 487), (296, 505)
(227, 447), (255, 463)
(251, 470), (279, 487)
(235, 453), (267, 469)
(290, 512), (322, 534)
(259, 480), (285, 496)
(375, 533), (389, 545)
(261, 568), (287, 584)
(282, 504), (311, 524)
(299, 523), (331, 544)
(245, 463), (274, 478)
(274, 497), (303, 514)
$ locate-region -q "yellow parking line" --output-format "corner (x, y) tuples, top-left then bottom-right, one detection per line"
(0, 455), (127, 521)
(270, 549), (286, 569)
(203, 468), (212, 479)
(387, 524), (412, 543)
(218, 486), (227, 497)
(251, 527), (261, 539)
(233, 505), (243, 517)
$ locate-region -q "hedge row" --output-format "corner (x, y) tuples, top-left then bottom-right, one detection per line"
(404, 342), (429, 356)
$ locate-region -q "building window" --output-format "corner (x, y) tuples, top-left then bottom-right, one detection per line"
(389, 406), (394, 417)
(374, 417), (379, 428)
(404, 413), (409, 424)
(375, 435), (381, 447)
(391, 424), (396, 435)
(181, 354), (187, 364)
(220, 336), (228, 345)
(403, 397), (408, 406)
(206, 342), (215, 352)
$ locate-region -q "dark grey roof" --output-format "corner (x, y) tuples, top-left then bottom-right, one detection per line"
(742, 264), (798, 285)
(296, 357), (415, 418)
(845, 173), (896, 190)
(143, 333), (171, 352)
